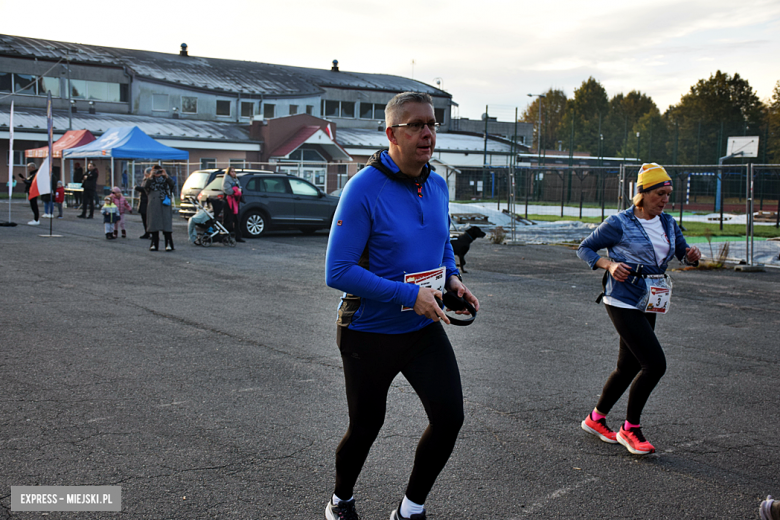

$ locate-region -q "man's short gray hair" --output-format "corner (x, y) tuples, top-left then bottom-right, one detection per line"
(385, 92), (434, 126)
(27, 162), (36, 168)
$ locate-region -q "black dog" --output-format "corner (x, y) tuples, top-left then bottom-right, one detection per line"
(450, 226), (486, 273)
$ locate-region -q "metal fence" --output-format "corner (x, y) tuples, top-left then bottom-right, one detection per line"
(450, 164), (780, 266)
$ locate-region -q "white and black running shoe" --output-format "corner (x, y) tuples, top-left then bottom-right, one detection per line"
(390, 504), (426, 520)
(326, 499), (360, 520)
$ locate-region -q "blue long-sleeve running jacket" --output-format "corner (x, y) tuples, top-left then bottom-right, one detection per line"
(325, 150), (460, 334)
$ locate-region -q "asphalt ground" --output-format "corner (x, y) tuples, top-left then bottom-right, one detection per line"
(1, 202), (779, 519)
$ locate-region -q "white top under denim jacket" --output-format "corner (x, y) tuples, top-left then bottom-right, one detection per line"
(577, 207), (691, 310)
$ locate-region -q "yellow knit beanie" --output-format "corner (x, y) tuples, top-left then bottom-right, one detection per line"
(637, 163), (672, 193)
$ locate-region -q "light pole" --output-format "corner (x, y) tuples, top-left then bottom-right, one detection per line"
(636, 132), (641, 163)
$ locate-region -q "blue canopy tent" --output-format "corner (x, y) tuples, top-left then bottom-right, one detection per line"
(63, 126), (189, 188)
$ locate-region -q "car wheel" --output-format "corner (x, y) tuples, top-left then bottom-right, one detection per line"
(242, 210), (268, 237)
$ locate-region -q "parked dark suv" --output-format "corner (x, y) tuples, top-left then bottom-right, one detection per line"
(198, 172), (339, 237)
(179, 169), (277, 219)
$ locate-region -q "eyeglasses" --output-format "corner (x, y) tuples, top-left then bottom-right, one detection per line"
(390, 122), (441, 133)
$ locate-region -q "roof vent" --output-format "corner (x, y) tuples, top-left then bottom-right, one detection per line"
(331, 59), (339, 72)
(180, 43), (188, 57)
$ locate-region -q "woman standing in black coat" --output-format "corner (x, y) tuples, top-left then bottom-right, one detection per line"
(135, 168), (151, 239)
(143, 165), (175, 251)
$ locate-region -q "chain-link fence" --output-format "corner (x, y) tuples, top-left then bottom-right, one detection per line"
(451, 164), (780, 266)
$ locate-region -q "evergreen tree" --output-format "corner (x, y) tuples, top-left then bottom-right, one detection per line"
(558, 77), (609, 156)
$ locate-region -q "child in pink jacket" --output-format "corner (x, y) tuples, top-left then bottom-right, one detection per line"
(110, 187), (133, 238)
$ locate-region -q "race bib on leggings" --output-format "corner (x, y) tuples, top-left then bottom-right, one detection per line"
(401, 267), (446, 311)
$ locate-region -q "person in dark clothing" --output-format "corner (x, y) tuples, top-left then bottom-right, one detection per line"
(135, 168), (151, 239)
(77, 162), (98, 218)
(18, 162), (40, 225)
(73, 162), (84, 208)
(143, 165), (175, 251)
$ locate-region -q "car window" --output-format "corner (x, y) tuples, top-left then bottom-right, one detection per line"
(182, 172), (211, 190)
(203, 176), (224, 191)
(289, 178), (319, 197)
(245, 177), (263, 192)
(261, 177), (289, 194)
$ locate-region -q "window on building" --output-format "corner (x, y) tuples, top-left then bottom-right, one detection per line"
(306, 105), (313, 115)
(435, 108), (445, 125)
(288, 149), (326, 162)
(182, 96), (198, 114)
(152, 93), (168, 111)
(6, 150), (27, 166)
(106, 83), (122, 102)
(87, 80), (108, 101)
(263, 103), (275, 119)
(229, 159), (245, 169)
(373, 103), (385, 121)
(37, 76), (60, 97)
(0, 72), (11, 93)
(341, 101), (355, 118)
(200, 158), (216, 169)
(70, 79), (86, 99)
(13, 74), (36, 95)
(324, 100), (340, 118)
(289, 105), (298, 115)
(241, 102), (254, 118)
(216, 100), (231, 117)
(359, 102), (373, 119)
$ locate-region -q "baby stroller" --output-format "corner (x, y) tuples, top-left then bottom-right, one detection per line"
(187, 197), (235, 247)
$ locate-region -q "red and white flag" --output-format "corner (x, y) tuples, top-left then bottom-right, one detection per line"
(325, 123), (333, 139)
(28, 157), (51, 200)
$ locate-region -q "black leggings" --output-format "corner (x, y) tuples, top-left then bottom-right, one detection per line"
(596, 306), (666, 425)
(335, 322), (464, 505)
(28, 197), (39, 221)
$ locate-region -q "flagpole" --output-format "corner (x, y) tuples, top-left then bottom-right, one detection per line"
(41, 91), (62, 238)
(48, 92), (54, 236)
(1, 101), (16, 226)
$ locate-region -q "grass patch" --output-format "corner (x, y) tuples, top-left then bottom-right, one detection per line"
(523, 214), (779, 238)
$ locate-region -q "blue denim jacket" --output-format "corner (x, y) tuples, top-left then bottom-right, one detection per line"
(577, 207), (690, 309)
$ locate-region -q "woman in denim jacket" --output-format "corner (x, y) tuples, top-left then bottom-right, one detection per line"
(577, 163), (701, 455)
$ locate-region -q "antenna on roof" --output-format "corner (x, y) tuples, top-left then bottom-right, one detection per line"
(331, 59), (339, 72)
(180, 43), (188, 57)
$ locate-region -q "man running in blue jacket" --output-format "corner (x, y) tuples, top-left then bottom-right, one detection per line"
(324, 91), (479, 520)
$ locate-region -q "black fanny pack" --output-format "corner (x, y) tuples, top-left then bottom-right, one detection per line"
(435, 292), (477, 326)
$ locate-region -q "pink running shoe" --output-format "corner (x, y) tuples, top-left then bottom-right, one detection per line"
(617, 425), (656, 455)
(581, 413), (618, 443)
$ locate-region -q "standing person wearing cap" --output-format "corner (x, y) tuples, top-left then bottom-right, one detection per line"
(577, 163), (701, 455)
(324, 92), (479, 520)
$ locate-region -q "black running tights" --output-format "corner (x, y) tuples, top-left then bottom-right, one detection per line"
(334, 322), (464, 505)
(596, 306), (666, 425)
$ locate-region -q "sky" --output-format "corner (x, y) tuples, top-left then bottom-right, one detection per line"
(1, 0), (779, 121)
